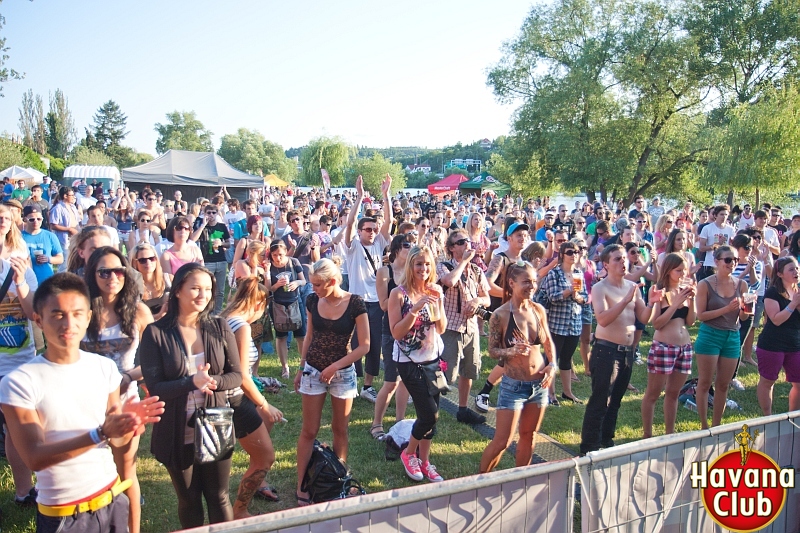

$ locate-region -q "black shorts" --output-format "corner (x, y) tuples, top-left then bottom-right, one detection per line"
(229, 394), (263, 439)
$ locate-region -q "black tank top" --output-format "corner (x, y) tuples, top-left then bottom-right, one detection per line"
(658, 295), (690, 321)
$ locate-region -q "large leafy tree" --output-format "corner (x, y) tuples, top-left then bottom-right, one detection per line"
(154, 111), (213, 154)
(92, 100), (128, 150)
(70, 145), (116, 166)
(45, 89), (76, 159)
(299, 136), (355, 187)
(18, 89), (47, 155)
(347, 153), (405, 197)
(488, 0), (712, 205)
(218, 128), (297, 183)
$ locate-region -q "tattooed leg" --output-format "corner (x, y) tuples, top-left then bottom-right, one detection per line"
(234, 468), (268, 518)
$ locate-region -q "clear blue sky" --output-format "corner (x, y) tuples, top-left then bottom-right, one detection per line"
(0, 0), (534, 155)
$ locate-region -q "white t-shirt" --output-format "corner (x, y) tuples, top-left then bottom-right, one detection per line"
(761, 226), (780, 252)
(330, 227), (348, 275)
(699, 223), (736, 264)
(345, 233), (389, 303)
(0, 351), (120, 505)
(737, 213), (755, 231)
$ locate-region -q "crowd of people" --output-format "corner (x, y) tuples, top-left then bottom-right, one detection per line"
(0, 171), (797, 532)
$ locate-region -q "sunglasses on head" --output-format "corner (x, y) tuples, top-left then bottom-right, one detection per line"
(137, 256), (157, 265)
(97, 267), (126, 279)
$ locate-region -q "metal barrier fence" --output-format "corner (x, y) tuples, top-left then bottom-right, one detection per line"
(183, 412), (800, 533)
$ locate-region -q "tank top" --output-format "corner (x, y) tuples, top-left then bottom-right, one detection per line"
(381, 264), (398, 332)
(702, 277), (742, 331)
(227, 316), (259, 375)
(392, 286), (442, 364)
(116, 213), (133, 232)
(80, 323), (138, 401)
(658, 294), (690, 321)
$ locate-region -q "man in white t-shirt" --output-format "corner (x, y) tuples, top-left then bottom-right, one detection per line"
(753, 210), (780, 256)
(337, 174), (392, 402)
(737, 204), (755, 231)
(698, 204), (736, 280)
(0, 273), (164, 533)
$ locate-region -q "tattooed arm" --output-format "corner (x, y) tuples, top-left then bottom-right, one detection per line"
(487, 308), (525, 362)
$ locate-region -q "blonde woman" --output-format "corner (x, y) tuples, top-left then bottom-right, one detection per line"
(388, 246), (447, 483)
(131, 243), (170, 320)
(653, 214), (674, 255)
(466, 211), (492, 271)
(234, 240), (268, 282)
(127, 209), (161, 252)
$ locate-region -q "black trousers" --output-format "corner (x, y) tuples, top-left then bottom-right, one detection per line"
(398, 361), (440, 441)
(165, 444), (233, 529)
(552, 333), (581, 371)
(580, 343), (633, 455)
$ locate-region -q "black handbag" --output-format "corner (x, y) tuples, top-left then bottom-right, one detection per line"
(418, 359), (450, 396)
(193, 402), (235, 464)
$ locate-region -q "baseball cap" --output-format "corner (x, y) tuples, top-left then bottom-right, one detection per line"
(22, 205), (41, 218)
(506, 221), (530, 237)
(615, 218), (631, 231)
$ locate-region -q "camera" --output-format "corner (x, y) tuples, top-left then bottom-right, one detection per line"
(474, 306), (492, 321)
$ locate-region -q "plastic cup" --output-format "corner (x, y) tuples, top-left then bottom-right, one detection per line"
(742, 292), (757, 313)
(572, 272), (583, 293)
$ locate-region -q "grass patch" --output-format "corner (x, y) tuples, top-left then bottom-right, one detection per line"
(0, 328), (792, 532)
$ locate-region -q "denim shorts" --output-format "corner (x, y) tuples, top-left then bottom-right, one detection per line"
(298, 362), (358, 399)
(496, 375), (549, 411)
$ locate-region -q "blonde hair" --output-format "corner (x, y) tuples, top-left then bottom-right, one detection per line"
(246, 241), (267, 268)
(0, 205), (26, 255)
(466, 212), (484, 239)
(67, 226), (112, 272)
(403, 246), (436, 290)
(132, 242), (166, 295)
(308, 258), (343, 286)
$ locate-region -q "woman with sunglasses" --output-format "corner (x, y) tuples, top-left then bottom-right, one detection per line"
(542, 241), (586, 404)
(465, 212), (492, 272)
(479, 261), (556, 473)
(232, 215), (267, 265)
(220, 278), (283, 517)
(570, 238), (596, 377)
(388, 245), (447, 483)
(128, 209), (161, 253)
(730, 234), (762, 377)
(81, 246), (154, 533)
(370, 234), (415, 439)
(755, 257), (800, 415)
(132, 243), (170, 320)
(694, 245), (752, 428)
(654, 215), (674, 255)
(140, 263), (242, 528)
(160, 216), (204, 281)
(267, 240), (306, 379)
(641, 253), (696, 438)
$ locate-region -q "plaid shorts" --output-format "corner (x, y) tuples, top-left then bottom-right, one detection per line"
(647, 340), (693, 374)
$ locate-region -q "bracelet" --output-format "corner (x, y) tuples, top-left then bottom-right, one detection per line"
(89, 426), (106, 444)
(258, 401), (268, 410)
(16, 280), (27, 287)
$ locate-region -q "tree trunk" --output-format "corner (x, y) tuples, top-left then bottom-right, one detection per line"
(586, 191), (596, 203)
(726, 189), (734, 207)
(755, 188), (761, 209)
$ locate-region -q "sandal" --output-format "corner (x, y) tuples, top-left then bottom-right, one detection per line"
(742, 359), (758, 367)
(296, 492), (312, 507)
(254, 486), (279, 502)
(370, 424), (386, 440)
(627, 383), (640, 393)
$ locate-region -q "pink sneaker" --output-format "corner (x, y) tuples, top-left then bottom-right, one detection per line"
(421, 460), (444, 482)
(400, 450), (423, 481)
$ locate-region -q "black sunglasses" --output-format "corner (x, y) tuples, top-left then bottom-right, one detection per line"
(97, 267), (126, 279)
(451, 238), (469, 246)
(401, 241), (413, 249)
(563, 249), (578, 256)
(719, 257), (736, 264)
(136, 256), (157, 265)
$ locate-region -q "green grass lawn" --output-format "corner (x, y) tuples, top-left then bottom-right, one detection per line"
(0, 329), (793, 532)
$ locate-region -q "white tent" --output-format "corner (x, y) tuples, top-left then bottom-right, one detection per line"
(122, 150), (261, 188)
(63, 165), (121, 181)
(0, 165), (44, 183)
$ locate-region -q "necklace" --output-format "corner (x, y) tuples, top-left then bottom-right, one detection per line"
(323, 294), (346, 307)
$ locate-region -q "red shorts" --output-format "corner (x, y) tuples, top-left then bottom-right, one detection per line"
(647, 340), (693, 374)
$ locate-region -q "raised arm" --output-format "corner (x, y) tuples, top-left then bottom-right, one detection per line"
(380, 174), (392, 241)
(343, 176), (364, 246)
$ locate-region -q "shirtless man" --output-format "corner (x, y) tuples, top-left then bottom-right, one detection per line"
(579, 244), (660, 455)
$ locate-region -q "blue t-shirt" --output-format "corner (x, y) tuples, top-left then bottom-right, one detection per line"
(22, 230), (63, 283)
(2, 183), (13, 200)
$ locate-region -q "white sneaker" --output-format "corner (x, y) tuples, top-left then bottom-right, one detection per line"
(730, 379), (745, 391)
(360, 386), (378, 403)
(475, 393), (490, 413)
(421, 460), (444, 482)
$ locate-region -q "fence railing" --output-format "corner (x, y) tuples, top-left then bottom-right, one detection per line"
(183, 412), (800, 533)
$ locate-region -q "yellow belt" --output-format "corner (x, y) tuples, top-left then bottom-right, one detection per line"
(37, 478), (132, 517)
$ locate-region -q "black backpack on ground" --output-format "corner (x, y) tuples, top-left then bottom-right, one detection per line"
(301, 440), (366, 503)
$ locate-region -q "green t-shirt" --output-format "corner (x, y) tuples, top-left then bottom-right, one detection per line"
(11, 189), (31, 202)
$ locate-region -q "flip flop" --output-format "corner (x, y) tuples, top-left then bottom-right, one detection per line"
(742, 360), (758, 367)
(370, 424), (386, 440)
(627, 383), (640, 393)
(296, 492), (312, 507)
(254, 486), (279, 502)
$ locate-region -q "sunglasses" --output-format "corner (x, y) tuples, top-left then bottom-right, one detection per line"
(420, 224), (430, 228)
(719, 257), (736, 264)
(361, 227), (377, 233)
(563, 249), (578, 256)
(451, 238), (469, 246)
(137, 256), (157, 265)
(401, 241), (413, 249)
(665, 220), (674, 224)
(97, 267), (126, 279)
(206, 211), (217, 215)
(556, 239), (567, 244)
(139, 218), (151, 223)
(290, 218), (300, 223)
(176, 225), (191, 231)
(629, 249), (641, 255)
(26, 217), (42, 222)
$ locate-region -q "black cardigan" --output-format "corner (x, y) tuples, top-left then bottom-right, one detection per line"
(140, 316), (242, 470)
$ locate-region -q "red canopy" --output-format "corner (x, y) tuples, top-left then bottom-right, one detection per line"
(427, 174), (468, 195)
